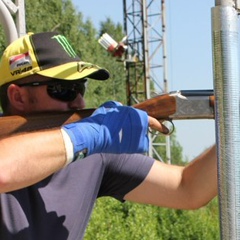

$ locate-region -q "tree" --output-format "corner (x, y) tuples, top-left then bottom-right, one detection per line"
(85, 198), (219, 240)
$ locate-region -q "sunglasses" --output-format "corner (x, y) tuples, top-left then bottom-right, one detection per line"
(17, 79), (87, 102)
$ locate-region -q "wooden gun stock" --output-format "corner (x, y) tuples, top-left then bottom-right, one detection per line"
(0, 89), (215, 138)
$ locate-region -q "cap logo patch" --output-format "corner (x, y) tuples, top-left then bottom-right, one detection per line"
(9, 52), (32, 70)
(52, 35), (77, 58)
(9, 52), (33, 77)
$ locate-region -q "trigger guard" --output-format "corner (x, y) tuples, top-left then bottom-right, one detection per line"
(148, 120), (175, 136)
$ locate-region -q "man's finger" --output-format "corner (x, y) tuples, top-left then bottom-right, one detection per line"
(148, 116), (169, 134)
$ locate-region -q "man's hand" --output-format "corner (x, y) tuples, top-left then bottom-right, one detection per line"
(62, 101), (155, 159)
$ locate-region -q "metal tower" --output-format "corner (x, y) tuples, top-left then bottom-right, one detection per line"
(123, 0), (171, 162)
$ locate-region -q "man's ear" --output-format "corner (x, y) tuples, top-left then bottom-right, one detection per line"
(7, 84), (26, 111)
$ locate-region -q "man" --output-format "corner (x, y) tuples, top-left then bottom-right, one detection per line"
(0, 32), (217, 240)
(0, 32), (163, 192)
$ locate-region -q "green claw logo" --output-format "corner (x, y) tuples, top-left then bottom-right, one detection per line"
(52, 35), (77, 58)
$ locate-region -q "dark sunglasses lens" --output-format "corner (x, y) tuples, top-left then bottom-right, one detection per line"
(47, 88), (76, 101)
(47, 82), (85, 102)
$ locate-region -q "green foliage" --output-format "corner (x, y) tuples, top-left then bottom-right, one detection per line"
(25, 0), (63, 32)
(0, 26), (7, 54)
(85, 197), (220, 240)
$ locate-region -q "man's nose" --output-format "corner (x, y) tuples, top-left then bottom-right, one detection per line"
(68, 94), (86, 110)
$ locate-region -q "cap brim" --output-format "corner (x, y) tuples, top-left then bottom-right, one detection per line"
(36, 61), (110, 81)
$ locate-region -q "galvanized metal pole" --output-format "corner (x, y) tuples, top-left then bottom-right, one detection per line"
(212, 0), (240, 239)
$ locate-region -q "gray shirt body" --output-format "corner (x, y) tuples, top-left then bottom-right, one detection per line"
(0, 153), (154, 240)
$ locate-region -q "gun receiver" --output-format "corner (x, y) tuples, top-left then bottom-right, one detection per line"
(134, 89), (215, 120)
(168, 89), (214, 119)
(0, 89), (215, 138)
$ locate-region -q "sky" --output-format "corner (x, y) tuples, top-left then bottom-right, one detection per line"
(72, 0), (216, 160)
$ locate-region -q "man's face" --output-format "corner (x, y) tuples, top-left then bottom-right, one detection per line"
(8, 75), (86, 114)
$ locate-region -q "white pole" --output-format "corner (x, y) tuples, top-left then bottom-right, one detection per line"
(0, 0), (18, 44)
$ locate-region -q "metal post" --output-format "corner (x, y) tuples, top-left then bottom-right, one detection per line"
(15, 0), (26, 37)
(0, 0), (18, 44)
(212, 0), (240, 239)
(0, 0), (26, 44)
(162, 0), (171, 164)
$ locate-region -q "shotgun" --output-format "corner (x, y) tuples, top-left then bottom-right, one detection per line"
(0, 89), (215, 138)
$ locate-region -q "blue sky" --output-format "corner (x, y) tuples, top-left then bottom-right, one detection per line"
(72, 0), (216, 160)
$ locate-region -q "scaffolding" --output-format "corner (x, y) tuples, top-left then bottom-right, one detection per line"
(123, 0), (171, 162)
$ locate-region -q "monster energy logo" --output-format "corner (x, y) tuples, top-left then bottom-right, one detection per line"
(52, 35), (77, 58)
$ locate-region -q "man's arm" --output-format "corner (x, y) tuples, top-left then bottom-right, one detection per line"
(0, 107), (165, 193)
(0, 129), (66, 193)
(124, 145), (217, 209)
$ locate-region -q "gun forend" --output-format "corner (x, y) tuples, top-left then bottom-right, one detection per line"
(134, 89), (215, 120)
